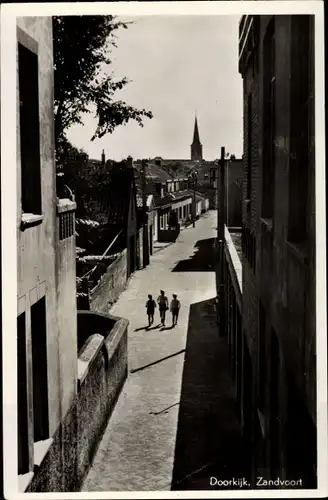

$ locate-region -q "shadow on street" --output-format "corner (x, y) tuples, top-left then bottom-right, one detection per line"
(170, 297), (251, 490)
(130, 349), (186, 374)
(134, 324), (162, 332)
(171, 238), (216, 272)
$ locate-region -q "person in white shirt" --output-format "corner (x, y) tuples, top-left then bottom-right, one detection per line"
(170, 294), (181, 326)
(157, 290), (169, 326)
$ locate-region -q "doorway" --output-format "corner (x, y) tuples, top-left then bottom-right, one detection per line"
(149, 225), (153, 255)
(129, 235), (136, 275)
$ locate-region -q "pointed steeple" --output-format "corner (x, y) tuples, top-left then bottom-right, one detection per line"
(193, 116), (201, 144)
(191, 115), (203, 161)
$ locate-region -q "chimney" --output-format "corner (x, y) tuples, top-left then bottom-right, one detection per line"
(127, 156), (133, 169)
(101, 149), (105, 165)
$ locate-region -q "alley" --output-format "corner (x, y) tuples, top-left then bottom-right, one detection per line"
(82, 211), (246, 491)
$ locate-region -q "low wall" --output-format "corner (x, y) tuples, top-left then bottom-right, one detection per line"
(90, 249), (127, 313)
(26, 311), (128, 492)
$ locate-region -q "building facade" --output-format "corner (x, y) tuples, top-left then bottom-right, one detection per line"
(15, 17), (129, 493)
(237, 14), (316, 486)
(17, 16), (77, 490)
(106, 157), (139, 276)
(211, 158), (243, 227)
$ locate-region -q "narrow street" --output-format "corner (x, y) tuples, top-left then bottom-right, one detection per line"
(82, 211), (248, 492)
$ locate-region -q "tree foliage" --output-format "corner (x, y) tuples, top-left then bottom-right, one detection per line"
(53, 16), (153, 145)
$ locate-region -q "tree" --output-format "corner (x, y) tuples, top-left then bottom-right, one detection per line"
(53, 16), (153, 147)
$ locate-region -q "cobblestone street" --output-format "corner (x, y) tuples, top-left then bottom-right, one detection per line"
(82, 211), (247, 492)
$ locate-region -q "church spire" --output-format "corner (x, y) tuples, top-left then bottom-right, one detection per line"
(193, 116), (201, 144)
(191, 115), (203, 161)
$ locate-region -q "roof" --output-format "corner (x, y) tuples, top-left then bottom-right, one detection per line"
(154, 190), (193, 208)
(195, 192), (208, 202)
(146, 164), (174, 182)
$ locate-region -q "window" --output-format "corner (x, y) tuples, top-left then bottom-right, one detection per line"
(18, 313), (29, 474)
(59, 212), (74, 240)
(258, 303), (267, 412)
(247, 94), (252, 201)
(160, 215), (164, 230)
(31, 297), (49, 442)
(262, 20), (276, 219)
(242, 224), (256, 272)
(18, 40), (42, 215)
(269, 329), (280, 475)
(288, 16), (313, 244)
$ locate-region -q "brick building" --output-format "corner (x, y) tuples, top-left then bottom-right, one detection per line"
(236, 14), (316, 486)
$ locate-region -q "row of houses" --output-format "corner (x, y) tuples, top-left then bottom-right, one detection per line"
(74, 153), (210, 284)
(133, 141), (244, 225)
(220, 14), (317, 487)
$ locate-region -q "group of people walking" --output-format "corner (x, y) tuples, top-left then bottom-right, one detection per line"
(145, 290), (181, 328)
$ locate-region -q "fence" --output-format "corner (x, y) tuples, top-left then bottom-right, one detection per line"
(89, 249), (127, 313)
(223, 227), (243, 406)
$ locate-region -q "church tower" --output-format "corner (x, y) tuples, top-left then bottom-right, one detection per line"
(191, 116), (203, 161)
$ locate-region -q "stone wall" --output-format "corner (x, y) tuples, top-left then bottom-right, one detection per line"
(26, 312), (128, 492)
(89, 249), (127, 313)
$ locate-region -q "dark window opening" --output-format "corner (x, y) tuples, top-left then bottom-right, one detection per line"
(286, 378), (317, 488)
(242, 225), (256, 273)
(247, 94), (252, 200)
(31, 297), (49, 442)
(262, 20), (275, 219)
(258, 303), (266, 412)
(17, 312), (29, 474)
(243, 340), (253, 443)
(18, 42), (42, 215)
(288, 16), (313, 244)
(269, 329), (280, 476)
(236, 311), (242, 405)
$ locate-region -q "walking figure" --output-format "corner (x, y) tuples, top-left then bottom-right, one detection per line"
(170, 294), (181, 326)
(157, 290), (169, 326)
(145, 294), (156, 327)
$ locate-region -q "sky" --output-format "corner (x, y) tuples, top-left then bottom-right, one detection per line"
(67, 15), (243, 162)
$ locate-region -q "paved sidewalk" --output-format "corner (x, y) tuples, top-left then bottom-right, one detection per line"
(82, 211), (247, 492)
